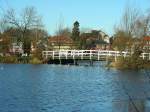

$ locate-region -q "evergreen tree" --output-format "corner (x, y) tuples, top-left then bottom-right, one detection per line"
(71, 21), (80, 41)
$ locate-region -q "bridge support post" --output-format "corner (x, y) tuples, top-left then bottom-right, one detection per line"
(45, 52), (48, 59)
(98, 51), (100, 61)
(142, 53), (145, 60)
(66, 51), (68, 60)
(81, 50), (83, 60)
(106, 55), (108, 62)
(53, 51), (55, 60)
(59, 52), (61, 60)
(59, 52), (61, 64)
(106, 51), (109, 62)
(90, 50), (92, 60)
(115, 53), (117, 62)
(73, 51), (75, 60)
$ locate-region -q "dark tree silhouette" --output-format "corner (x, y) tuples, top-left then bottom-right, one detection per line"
(71, 21), (80, 41)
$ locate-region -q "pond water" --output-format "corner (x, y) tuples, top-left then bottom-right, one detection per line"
(0, 63), (150, 112)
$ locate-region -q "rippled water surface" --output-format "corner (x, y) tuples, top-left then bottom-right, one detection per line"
(0, 63), (150, 112)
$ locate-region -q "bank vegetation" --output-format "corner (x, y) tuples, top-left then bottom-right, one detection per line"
(109, 4), (150, 69)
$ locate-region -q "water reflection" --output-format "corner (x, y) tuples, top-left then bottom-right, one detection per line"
(113, 100), (146, 112)
(113, 70), (150, 112)
(0, 64), (150, 112)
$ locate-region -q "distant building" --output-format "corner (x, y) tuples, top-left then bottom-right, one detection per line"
(143, 36), (150, 51)
(48, 36), (77, 50)
(31, 40), (48, 53)
(80, 30), (110, 50)
(99, 31), (110, 43)
(9, 42), (23, 54)
(94, 40), (109, 50)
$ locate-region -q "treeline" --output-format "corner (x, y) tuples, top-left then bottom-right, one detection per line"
(0, 7), (47, 54)
(110, 4), (150, 69)
(113, 5), (150, 51)
(0, 6), (110, 64)
(0, 7), (48, 63)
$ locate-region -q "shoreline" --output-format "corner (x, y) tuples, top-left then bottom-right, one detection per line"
(1, 55), (150, 69)
(108, 61), (150, 70)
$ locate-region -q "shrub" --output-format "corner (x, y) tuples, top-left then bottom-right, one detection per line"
(2, 56), (18, 63)
(0, 56), (3, 63)
(110, 50), (148, 70)
(29, 57), (42, 64)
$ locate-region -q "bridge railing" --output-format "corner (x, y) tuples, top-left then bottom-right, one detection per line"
(42, 50), (150, 61)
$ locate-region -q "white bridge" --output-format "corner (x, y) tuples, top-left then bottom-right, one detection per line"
(42, 50), (150, 61)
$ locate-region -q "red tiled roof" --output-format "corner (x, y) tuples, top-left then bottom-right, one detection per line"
(48, 36), (74, 44)
(143, 36), (150, 41)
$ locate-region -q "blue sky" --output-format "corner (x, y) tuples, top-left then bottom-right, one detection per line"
(0, 0), (150, 36)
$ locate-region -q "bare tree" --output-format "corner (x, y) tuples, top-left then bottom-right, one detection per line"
(55, 17), (71, 50)
(55, 14), (65, 50)
(0, 20), (4, 33)
(55, 14), (65, 35)
(0, 18), (9, 33)
(3, 6), (42, 55)
(119, 4), (141, 37)
(144, 9), (150, 36)
(113, 4), (143, 52)
(130, 9), (150, 38)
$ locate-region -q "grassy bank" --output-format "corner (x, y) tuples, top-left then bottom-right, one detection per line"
(29, 57), (43, 64)
(0, 56), (18, 64)
(109, 56), (150, 70)
(0, 56), (43, 64)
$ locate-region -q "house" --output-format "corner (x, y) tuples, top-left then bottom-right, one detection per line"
(94, 40), (109, 50)
(143, 36), (150, 51)
(80, 30), (110, 50)
(9, 42), (23, 54)
(0, 34), (12, 55)
(31, 40), (48, 52)
(99, 30), (110, 43)
(48, 36), (77, 50)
